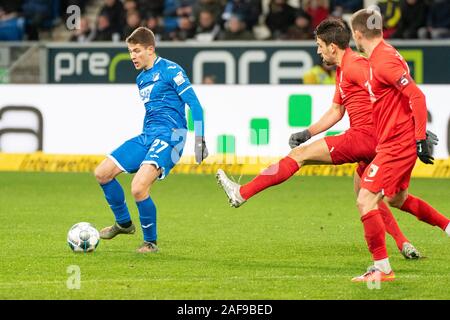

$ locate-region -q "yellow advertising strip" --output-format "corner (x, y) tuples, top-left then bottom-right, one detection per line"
(0, 153), (105, 173)
(1, 153), (450, 178)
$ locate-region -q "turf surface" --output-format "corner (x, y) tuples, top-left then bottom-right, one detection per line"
(1, 172), (449, 299)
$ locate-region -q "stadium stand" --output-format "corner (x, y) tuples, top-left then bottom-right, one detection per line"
(0, 0), (448, 42)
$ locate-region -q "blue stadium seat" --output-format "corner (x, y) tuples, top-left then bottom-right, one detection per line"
(0, 17), (25, 41)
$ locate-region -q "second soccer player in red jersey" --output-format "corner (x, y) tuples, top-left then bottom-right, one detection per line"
(350, 9), (450, 282)
(216, 18), (424, 259)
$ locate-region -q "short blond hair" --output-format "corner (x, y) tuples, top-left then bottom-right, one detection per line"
(350, 8), (383, 39)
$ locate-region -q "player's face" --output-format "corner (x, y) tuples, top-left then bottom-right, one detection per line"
(316, 38), (336, 66)
(128, 43), (154, 70)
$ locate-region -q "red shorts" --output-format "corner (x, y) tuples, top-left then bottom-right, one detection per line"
(359, 143), (417, 197)
(324, 128), (377, 177)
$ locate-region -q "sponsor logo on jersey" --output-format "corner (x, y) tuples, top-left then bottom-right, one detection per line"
(173, 71), (185, 86)
(368, 163), (379, 178)
(139, 84), (155, 103)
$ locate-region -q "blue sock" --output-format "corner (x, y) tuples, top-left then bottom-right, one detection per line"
(136, 196), (157, 242)
(100, 179), (131, 225)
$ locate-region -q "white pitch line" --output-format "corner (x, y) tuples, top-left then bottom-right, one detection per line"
(0, 274), (430, 288)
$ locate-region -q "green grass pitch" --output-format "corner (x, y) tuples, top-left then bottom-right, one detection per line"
(1, 172), (449, 299)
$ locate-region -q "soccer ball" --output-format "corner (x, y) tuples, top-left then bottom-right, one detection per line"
(67, 222), (100, 253)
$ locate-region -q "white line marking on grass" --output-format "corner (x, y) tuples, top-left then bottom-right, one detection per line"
(0, 274), (429, 288)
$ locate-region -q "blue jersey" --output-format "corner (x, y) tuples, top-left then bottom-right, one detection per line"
(136, 57), (204, 137)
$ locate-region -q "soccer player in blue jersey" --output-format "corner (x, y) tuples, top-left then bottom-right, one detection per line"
(94, 27), (208, 253)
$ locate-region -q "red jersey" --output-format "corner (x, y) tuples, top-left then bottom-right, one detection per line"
(333, 48), (373, 131)
(368, 40), (427, 151)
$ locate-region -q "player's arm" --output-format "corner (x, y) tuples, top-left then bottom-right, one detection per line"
(289, 83), (345, 148)
(168, 65), (208, 164)
(181, 90), (209, 164)
(380, 59), (432, 164)
(309, 103), (345, 136)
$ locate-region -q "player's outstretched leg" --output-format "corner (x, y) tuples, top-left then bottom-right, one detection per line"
(216, 156), (299, 208)
(95, 158), (136, 239)
(216, 140), (332, 207)
(396, 193), (450, 235)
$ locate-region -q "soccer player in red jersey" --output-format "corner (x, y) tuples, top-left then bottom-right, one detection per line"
(216, 18), (424, 259)
(349, 8), (450, 282)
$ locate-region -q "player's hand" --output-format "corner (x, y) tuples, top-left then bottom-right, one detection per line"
(289, 129), (312, 149)
(416, 139), (434, 165)
(195, 136), (208, 164)
(426, 130), (438, 146)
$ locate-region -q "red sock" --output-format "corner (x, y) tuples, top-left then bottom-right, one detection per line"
(240, 156), (299, 200)
(401, 195), (450, 231)
(378, 201), (409, 251)
(361, 210), (388, 261)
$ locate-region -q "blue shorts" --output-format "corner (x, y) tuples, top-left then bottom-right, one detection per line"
(109, 128), (186, 180)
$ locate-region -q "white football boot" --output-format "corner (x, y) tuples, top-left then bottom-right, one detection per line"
(401, 242), (422, 259)
(216, 169), (246, 208)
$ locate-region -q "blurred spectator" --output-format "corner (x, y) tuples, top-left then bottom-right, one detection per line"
(0, 0), (22, 14)
(0, 1), (24, 41)
(123, 0), (138, 14)
(195, 9), (221, 41)
(175, 0), (196, 17)
(284, 9), (314, 40)
(418, 0), (450, 39)
(330, 0), (362, 15)
(137, 0), (164, 17)
(203, 74), (217, 83)
(122, 11), (142, 40)
(193, 0), (225, 23)
(221, 0), (262, 31)
(378, 0), (401, 38)
(265, 0), (297, 39)
(69, 16), (94, 42)
(302, 0), (329, 29)
(93, 14), (116, 41)
(303, 62), (336, 84)
(22, 0), (51, 40)
(167, 15), (196, 41)
(145, 14), (165, 42)
(218, 14), (255, 40)
(392, 0), (427, 39)
(99, 0), (125, 34)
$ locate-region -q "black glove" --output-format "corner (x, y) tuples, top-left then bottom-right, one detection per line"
(416, 139), (434, 165)
(426, 129), (438, 146)
(195, 136), (208, 164)
(289, 129), (312, 149)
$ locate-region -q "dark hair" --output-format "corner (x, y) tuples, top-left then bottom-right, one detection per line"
(350, 8), (383, 39)
(126, 27), (155, 47)
(314, 18), (350, 49)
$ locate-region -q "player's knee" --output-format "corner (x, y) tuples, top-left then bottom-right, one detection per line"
(94, 166), (111, 185)
(131, 181), (149, 200)
(288, 146), (306, 165)
(356, 192), (371, 215)
(356, 197), (365, 213)
(386, 196), (404, 209)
